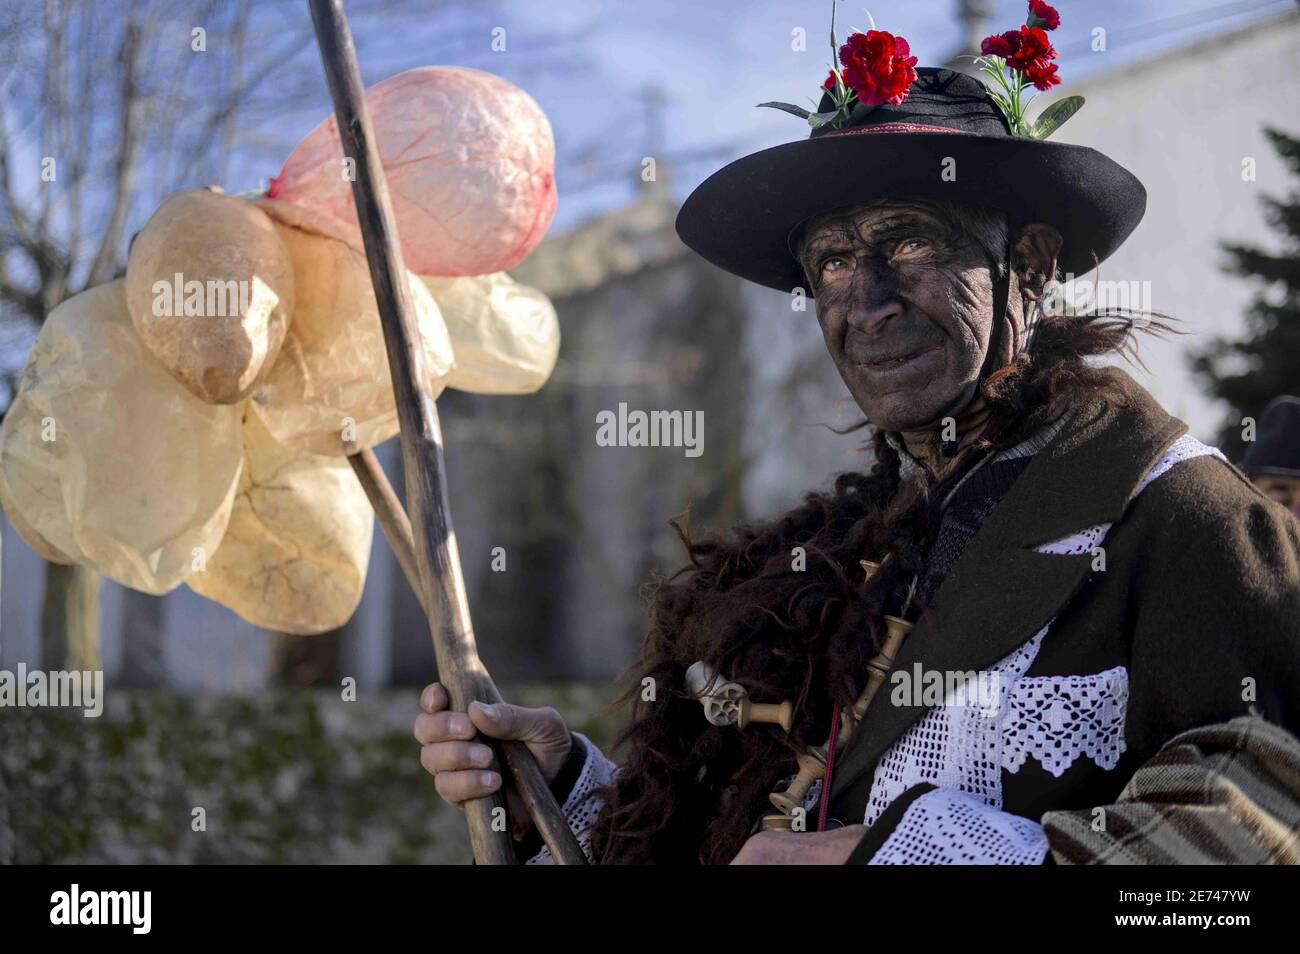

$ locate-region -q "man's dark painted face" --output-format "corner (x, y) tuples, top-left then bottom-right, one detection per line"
(799, 201), (1000, 432)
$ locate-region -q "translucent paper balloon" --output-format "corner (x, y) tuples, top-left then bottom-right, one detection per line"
(188, 408), (373, 634)
(0, 465), (75, 564)
(268, 66), (556, 276)
(419, 272), (560, 394)
(125, 188), (294, 404)
(0, 281), (244, 594)
(249, 198), (455, 457)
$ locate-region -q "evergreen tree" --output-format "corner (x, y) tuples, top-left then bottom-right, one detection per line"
(1190, 127), (1300, 461)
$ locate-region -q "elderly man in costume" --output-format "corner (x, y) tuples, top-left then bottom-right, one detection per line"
(415, 9), (1300, 864)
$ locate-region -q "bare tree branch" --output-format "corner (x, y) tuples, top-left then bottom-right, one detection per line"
(39, 0), (64, 239)
(84, 7), (147, 288)
(65, 0), (96, 267)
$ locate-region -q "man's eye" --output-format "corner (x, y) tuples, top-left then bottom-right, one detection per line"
(896, 238), (930, 257)
(820, 255), (851, 274)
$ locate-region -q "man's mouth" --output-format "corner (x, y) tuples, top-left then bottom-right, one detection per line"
(854, 344), (941, 371)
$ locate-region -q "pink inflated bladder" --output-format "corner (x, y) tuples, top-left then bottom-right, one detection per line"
(268, 65), (556, 276)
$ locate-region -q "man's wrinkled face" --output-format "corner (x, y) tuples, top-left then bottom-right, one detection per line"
(799, 200), (1002, 432)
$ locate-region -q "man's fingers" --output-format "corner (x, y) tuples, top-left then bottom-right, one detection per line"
(468, 701), (520, 738)
(433, 768), (502, 806)
(468, 701), (562, 743)
(413, 709), (477, 745)
(419, 740), (495, 775)
(420, 682), (448, 714)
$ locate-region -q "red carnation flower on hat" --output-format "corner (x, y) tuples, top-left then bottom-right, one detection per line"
(757, 14), (919, 132)
(1009, 26), (1058, 69)
(980, 31), (1016, 58)
(1027, 1), (1061, 31)
(976, 2), (1079, 138)
(1024, 60), (1060, 90)
(981, 25), (1058, 72)
(838, 30), (918, 107)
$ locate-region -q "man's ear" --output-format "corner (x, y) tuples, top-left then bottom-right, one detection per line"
(1013, 223), (1063, 301)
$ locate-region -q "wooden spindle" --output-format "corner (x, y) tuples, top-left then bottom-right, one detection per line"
(764, 557), (913, 825)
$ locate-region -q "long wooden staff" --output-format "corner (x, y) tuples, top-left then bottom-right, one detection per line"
(308, 0), (583, 865)
(349, 449), (585, 863)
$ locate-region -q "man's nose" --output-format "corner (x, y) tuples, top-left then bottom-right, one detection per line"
(846, 262), (905, 334)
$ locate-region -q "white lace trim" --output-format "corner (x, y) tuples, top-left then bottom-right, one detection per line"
(864, 434), (1223, 828)
(868, 788), (1049, 865)
(1035, 435), (1224, 556)
(1002, 667), (1129, 776)
(865, 626), (1049, 825)
(1139, 434), (1226, 489)
(524, 733), (616, 865)
(1035, 522), (1110, 556)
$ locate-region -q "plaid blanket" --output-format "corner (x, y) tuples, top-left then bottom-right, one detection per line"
(1042, 715), (1300, 864)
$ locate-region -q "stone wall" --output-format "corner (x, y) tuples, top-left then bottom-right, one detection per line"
(0, 684), (624, 864)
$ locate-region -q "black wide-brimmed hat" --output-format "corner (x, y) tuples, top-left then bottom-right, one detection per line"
(675, 68), (1146, 295)
(1242, 395), (1300, 478)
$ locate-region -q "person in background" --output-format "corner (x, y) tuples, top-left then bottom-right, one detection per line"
(1243, 396), (1300, 520)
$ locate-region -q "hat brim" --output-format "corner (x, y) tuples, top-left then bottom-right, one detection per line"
(675, 130), (1146, 295)
(1244, 465), (1300, 479)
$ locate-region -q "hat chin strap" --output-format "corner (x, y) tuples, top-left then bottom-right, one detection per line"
(978, 238), (1015, 386)
(931, 240), (1014, 457)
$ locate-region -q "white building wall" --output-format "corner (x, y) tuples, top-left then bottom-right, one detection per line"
(1055, 10), (1300, 437)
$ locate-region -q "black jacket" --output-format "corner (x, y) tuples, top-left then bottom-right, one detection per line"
(830, 372), (1300, 862)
